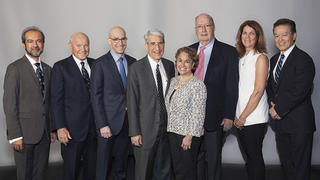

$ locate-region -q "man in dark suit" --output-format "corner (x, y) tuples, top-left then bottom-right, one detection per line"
(50, 32), (97, 180)
(91, 26), (136, 180)
(127, 29), (175, 180)
(3, 26), (56, 180)
(267, 18), (315, 180)
(190, 13), (239, 180)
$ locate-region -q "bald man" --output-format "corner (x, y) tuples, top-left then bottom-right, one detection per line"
(50, 32), (97, 180)
(91, 26), (136, 180)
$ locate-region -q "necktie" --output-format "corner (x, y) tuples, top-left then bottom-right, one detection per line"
(34, 63), (44, 96)
(118, 57), (126, 88)
(80, 62), (90, 89)
(274, 54), (285, 86)
(156, 64), (167, 127)
(194, 45), (206, 81)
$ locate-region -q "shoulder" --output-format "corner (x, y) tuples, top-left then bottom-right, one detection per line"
(189, 42), (199, 50)
(124, 54), (137, 62)
(191, 77), (206, 90)
(215, 39), (236, 51)
(53, 56), (72, 67)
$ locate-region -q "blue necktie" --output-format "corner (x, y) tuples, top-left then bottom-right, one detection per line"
(274, 54), (285, 86)
(118, 57), (126, 88)
(80, 62), (90, 89)
(34, 63), (45, 96)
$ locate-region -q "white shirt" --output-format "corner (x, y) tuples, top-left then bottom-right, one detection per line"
(236, 51), (269, 126)
(9, 54), (44, 144)
(147, 55), (168, 96)
(197, 39), (215, 77)
(273, 44), (295, 79)
(72, 55), (91, 77)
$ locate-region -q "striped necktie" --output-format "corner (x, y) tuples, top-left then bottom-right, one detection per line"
(274, 54), (285, 86)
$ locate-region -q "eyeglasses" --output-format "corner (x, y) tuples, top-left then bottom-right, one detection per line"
(110, 37), (128, 43)
(195, 24), (213, 30)
(147, 42), (165, 46)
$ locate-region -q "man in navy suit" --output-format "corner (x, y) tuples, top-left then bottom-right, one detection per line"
(50, 32), (97, 180)
(267, 18), (315, 180)
(91, 26), (136, 180)
(190, 13), (239, 180)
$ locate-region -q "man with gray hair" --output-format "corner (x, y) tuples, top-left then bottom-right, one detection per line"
(3, 26), (56, 180)
(127, 29), (175, 179)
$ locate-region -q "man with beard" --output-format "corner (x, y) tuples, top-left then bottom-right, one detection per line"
(3, 26), (56, 180)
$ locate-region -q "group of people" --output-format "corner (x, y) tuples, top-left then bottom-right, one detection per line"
(3, 12), (315, 180)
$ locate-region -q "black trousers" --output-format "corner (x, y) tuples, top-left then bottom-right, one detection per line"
(236, 123), (267, 180)
(168, 132), (201, 180)
(96, 119), (129, 180)
(133, 131), (172, 180)
(276, 131), (313, 180)
(61, 128), (97, 180)
(203, 128), (223, 180)
(14, 132), (50, 180)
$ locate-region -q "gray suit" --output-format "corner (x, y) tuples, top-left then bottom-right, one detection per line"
(3, 55), (51, 180)
(127, 56), (175, 180)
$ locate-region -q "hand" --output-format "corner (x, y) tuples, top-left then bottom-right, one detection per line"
(100, 126), (112, 138)
(131, 135), (142, 147)
(269, 102), (281, 120)
(234, 117), (245, 130)
(50, 132), (57, 143)
(12, 139), (23, 152)
(57, 128), (72, 146)
(221, 118), (233, 131)
(181, 135), (192, 151)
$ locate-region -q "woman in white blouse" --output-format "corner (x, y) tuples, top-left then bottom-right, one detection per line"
(165, 47), (206, 180)
(234, 20), (269, 180)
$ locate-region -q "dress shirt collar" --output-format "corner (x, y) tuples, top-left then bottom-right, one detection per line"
(281, 44), (295, 58)
(110, 50), (127, 62)
(147, 54), (163, 67)
(72, 54), (88, 65)
(199, 38), (215, 49)
(25, 53), (42, 71)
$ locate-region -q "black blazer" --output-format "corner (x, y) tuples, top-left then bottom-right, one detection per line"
(190, 39), (239, 132)
(91, 51), (136, 135)
(266, 46), (315, 133)
(50, 55), (95, 142)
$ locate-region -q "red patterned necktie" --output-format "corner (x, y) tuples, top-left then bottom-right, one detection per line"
(194, 45), (206, 81)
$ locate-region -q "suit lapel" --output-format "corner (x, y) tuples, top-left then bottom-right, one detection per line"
(22, 56), (44, 95)
(142, 57), (158, 96)
(277, 47), (297, 87)
(161, 59), (172, 96)
(106, 52), (125, 90)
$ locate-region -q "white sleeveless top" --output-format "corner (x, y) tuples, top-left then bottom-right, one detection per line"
(236, 50), (269, 126)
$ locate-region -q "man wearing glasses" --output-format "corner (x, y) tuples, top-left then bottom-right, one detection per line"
(127, 29), (175, 180)
(190, 13), (239, 180)
(91, 26), (136, 180)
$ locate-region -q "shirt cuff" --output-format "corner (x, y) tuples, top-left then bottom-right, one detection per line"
(9, 137), (23, 144)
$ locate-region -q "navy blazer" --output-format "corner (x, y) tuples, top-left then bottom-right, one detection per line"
(91, 51), (136, 135)
(190, 39), (239, 132)
(50, 55), (95, 142)
(266, 46), (315, 133)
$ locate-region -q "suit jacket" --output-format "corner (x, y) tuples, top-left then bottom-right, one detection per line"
(3, 55), (51, 144)
(190, 39), (239, 132)
(266, 46), (315, 133)
(91, 51), (136, 135)
(50, 55), (95, 142)
(127, 56), (175, 149)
